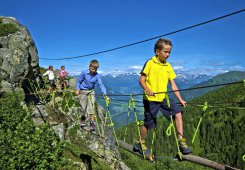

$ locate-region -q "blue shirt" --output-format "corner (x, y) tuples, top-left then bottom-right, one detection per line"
(76, 69), (107, 95)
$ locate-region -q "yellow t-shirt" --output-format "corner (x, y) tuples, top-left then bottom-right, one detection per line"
(141, 56), (176, 102)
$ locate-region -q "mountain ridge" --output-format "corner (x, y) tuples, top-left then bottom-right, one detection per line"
(181, 71), (245, 101)
(96, 71), (245, 125)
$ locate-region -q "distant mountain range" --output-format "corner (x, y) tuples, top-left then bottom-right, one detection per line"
(93, 71), (245, 125)
(70, 71), (245, 125)
(98, 72), (212, 96)
(181, 71), (245, 101)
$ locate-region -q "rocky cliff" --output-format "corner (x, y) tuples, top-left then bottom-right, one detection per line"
(0, 16), (129, 169)
(0, 16), (39, 93)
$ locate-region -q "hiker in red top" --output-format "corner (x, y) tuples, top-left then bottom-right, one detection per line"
(58, 65), (69, 89)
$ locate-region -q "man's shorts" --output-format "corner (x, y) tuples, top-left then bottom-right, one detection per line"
(143, 99), (182, 129)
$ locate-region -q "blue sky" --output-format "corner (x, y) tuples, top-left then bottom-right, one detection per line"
(1, 0), (245, 76)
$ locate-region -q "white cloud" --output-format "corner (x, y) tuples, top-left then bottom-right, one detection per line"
(230, 65), (245, 70)
(173, 66), (184, 70)
(206, 61), (225, 66)
(171, 61), (185, 65)
(129, 65), (143, 70)
(176, 64), (245, 76)
(99, 69), (128, 76)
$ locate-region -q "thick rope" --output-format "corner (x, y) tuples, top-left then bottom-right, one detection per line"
(192, 102), (208, 144)
(104, 96), (119, 146)
(165, 94), (182, 160)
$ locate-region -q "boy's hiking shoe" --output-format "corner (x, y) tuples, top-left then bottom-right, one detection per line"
(178, 138), (192, 155)
(80, 115), (86, 127)
(133, 140), (154, 161)
(90, 121), (95, 132)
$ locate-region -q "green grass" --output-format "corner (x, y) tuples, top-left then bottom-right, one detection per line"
(0, 18), (19, 37)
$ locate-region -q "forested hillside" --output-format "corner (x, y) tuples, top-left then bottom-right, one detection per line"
(116, 82), (245, 169)
(181, 71), (245, 101)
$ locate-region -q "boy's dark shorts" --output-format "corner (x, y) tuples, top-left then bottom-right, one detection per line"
(143, 99), (182, 129)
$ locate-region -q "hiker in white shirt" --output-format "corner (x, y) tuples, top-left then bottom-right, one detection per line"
(42, 65), (56, 90)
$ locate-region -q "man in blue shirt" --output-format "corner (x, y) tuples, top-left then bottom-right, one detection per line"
(75, 60), (109, 131)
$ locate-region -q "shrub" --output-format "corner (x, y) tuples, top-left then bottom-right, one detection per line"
(0, 20), (19, 37)
(0, 93), (64, 169)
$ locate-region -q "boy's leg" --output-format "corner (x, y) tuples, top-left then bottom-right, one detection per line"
(65, 76), (69, 87)
(134, 124), (150, 156)
(87, 90), (96, 131)
(175, 112), (192, 154)
(60, 77), (65, 89)
(78, 90), (89, 127)
(140, 125), (148, 140)
(175, 112), (183, 139)
(48, 80), (52, 92)
(90, 114), (94, 122)
(160, 99), (192, 154)
(134, 100), (160, 157)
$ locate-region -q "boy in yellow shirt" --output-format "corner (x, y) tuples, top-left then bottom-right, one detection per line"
(133, 38), (192, 157)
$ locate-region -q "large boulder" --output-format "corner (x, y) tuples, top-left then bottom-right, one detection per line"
(0, 16), (39, 93)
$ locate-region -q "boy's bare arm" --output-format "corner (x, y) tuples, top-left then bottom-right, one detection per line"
(139, 74), (154, 96)
(170, 80), (187, 107)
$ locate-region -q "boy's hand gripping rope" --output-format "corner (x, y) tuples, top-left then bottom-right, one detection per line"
(192, 102), (208, 144)
(104, 95), (119, 146)
(165, 94), (182, 160)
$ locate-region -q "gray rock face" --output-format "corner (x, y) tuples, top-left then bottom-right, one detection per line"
(0, 16), (39, 93)
(69, 126), (130, 170)
(52, 123), (65, 140)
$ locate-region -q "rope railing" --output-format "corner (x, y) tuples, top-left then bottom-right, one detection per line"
(93, 80), (244, 97)
(26, 77), (244, 166)
(98, 97), (245, 109)
(26, 79), (245, 121)
(25, 80), (244, 97)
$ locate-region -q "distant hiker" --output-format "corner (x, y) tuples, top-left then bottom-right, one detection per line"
(58, 65), (69, 89)
(133, 38), (192, 157)
(42, 65), (56, 91)
(75, 60), (109, 131)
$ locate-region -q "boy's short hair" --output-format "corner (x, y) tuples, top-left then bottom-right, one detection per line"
(154, 38), (172, 53)
(89, 60), (99, 68)
(61, 65), (65, 68)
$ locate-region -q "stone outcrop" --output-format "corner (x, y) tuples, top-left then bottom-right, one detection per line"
(0, 16), (130, 170)
(0, 16), (39, 93)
